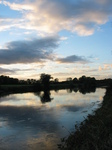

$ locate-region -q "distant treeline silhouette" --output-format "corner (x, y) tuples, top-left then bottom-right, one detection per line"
(0, 74), (112, 101)
(0, 74), (112, 89)
(0, 73), (112, 93)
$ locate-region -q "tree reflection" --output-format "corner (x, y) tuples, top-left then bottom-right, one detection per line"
(79, 86), (96, 94)
(34, 86), (96, 103)
(67, 88), (73, 93)
(73, 88), (78, 93)
(40, 90), (53, 103)
(34, 90), (54, 103)
(54, 89), (59, 93)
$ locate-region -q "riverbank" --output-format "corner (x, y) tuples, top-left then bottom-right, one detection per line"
(0, 83), (95, 96)
(0, 85), (34, 96)
(58, 86), (112, 150)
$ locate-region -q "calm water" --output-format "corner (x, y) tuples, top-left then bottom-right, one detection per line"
(0, 88), (105, 150)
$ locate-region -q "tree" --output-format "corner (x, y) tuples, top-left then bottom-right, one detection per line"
(40, 73), (53, 89)
(73, 77), (78, 84)
(66, 77), (72, 82)
(0, 75), (19, 85)
(54, 78), (59, 83)
(27, 79), (36, 85)
(79, 75), (96, 88)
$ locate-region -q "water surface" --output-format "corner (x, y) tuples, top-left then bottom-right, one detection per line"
(0, 88), (106, 150)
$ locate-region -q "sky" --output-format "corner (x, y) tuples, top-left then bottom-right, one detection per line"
(0, 0), (112, 81)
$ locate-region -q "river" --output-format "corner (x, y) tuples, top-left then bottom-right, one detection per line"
(0, 88), (106, 150)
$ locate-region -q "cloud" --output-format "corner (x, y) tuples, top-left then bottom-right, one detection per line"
(0, 36), (59, 64)
(99, 64), (112, 71)
(0, 105), (60, 149)
(1, 0), (112, 36)
(57, 55), (89, 64)
(0, 67), (16, 74)
(2, 0), (33, 11)
(0, 16), (26, 32)
(61, 104), (89, 113)
(0, 17), (14, 31)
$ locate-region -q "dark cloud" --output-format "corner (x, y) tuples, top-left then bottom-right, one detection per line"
(0, 105), (58, 130)
(61, 104), (89, 113)
(0, 67), (16, 74)
(57, 55), (89, 64)
(0, 105), (60, 150)
(0, 36), (59, 64)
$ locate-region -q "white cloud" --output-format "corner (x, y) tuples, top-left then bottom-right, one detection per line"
(60, 36), (68, 41)
(1, 0), (112, 36)
(2, 0), (33, 11)
(99, 66), (102, 71)
(99, 64), (112, 71)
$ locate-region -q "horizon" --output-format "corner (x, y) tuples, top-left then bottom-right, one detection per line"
(0, 74), (111, 82)
(0, 0), (112, 81)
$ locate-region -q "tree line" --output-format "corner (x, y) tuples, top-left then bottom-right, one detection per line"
(0, 74), (112, 89)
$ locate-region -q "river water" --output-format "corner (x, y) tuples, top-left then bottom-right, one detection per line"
(0, 88), (106, 150)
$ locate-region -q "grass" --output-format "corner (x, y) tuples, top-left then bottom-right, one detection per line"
(58, 86), (112, 150)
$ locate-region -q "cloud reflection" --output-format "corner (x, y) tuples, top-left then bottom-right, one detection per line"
(0, 88), (106, 150)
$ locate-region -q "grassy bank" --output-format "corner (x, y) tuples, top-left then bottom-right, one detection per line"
(58, 86), (112, 150)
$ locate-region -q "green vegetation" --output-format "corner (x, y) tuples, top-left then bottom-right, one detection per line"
(58, 85), (112, 150)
